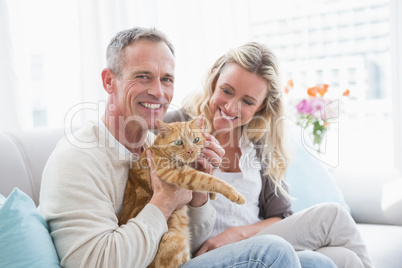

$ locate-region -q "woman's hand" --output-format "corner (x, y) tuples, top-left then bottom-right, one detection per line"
(189, 133), (225, 207)
(195, 217), (282, 256)
(195, 226), (247, 257)
(195, 133), (225, 174)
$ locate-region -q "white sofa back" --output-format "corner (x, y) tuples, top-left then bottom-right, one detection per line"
(1, 128), (402, 226)
(0, 129), (64, 206)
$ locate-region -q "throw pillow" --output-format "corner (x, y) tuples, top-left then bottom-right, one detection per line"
(286, 127), (350, 213)
(0, 188), (60, 267)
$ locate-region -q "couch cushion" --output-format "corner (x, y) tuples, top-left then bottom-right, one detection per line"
(358, 223), (402, 268)
(0, 188), (60, 267)
(335, 172), (402, 225)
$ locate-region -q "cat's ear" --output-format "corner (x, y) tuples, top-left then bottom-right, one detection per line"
(156, 119), (173, 138)
(190, 114), (205, 130)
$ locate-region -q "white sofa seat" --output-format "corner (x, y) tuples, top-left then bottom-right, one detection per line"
(358, 224), (402, 268)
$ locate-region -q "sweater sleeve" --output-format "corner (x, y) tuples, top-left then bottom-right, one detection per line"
(187, 197), (216, 255)
(39, 139), (167, 268)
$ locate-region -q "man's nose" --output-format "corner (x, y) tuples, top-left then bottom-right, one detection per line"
(146, 80), (163, 98)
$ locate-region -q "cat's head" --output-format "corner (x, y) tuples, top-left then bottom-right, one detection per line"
(153, 115), (206, 163)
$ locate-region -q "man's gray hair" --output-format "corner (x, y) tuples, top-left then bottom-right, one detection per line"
(106, 27), (175, 76)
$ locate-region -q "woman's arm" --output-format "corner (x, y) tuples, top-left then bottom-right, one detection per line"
(194, 217), (282, 256)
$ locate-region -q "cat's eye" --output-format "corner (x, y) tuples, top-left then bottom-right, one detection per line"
(193, 137), (199, 143)
(174, 140), (183, 146)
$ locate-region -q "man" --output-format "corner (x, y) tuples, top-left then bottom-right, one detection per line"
(39, 27), (300, 268)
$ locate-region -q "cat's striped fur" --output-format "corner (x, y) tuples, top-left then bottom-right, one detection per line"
(118, 116), (245, 268)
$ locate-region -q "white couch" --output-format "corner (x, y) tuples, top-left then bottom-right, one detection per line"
(1, 128), (402, 267)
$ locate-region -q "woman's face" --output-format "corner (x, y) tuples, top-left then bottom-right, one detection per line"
(209, 63), (268, 135)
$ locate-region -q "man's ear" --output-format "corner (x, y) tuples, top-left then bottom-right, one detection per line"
(190, 114), (205, 130)
(101, 68), (115, 94)
(156, 119), (173, 138)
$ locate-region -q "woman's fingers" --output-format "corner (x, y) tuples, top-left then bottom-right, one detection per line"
(202, 133), (225, 169)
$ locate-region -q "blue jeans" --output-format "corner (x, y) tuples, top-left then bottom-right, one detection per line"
(297, 250), (337, 268)
(181, 234), (333, 268)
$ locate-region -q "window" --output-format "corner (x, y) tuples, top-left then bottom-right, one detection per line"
(250, 0), (399, 175)
(2, 0), (400, 176)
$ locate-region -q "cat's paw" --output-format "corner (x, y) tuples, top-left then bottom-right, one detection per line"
(233, 193), (246, 205)
(209, 192), (218, 200)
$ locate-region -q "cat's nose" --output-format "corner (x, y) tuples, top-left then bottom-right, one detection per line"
(187, 149), (193, 155)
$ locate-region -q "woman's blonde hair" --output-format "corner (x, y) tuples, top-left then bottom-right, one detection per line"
(183, 42), (290, 196)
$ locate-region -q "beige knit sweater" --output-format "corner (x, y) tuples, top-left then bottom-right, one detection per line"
(39, 120), (216, 268)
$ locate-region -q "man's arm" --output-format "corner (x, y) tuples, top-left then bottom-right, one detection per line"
(39, 140), (169, 268)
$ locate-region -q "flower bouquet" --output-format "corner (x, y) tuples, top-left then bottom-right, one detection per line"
(284, 80), (349, 153)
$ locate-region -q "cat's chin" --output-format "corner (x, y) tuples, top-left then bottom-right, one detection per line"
(176, 156), (198, 165)
(180, 159), (196, 165)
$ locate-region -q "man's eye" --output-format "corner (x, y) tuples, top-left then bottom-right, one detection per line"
(162, 78), (172, 82)
(174, 140), (183, 146)
(193, 137), (199, 143)
(138, 75), (148, 79)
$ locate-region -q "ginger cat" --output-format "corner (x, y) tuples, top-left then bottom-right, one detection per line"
(118, 115), (245, 268)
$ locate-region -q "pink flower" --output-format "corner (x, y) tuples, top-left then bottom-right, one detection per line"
(310, 97), (327, 112)
(297, 98), (331, 120)
(296, 99), (313, 114)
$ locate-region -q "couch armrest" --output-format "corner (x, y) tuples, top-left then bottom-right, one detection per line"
(333, 170), (402, 226)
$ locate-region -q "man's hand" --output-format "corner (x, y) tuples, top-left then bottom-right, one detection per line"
(147, 150), (193, 220)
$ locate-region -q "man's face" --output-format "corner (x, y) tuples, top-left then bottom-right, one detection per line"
(111, 39), (175, 129)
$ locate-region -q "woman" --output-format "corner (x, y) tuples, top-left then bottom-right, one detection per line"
(165, 42), (374, 268)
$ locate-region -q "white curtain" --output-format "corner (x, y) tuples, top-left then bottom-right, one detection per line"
(0, 0), (21, 131)
(0, 0), (250, 131)
(390, 0), (402, 172)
